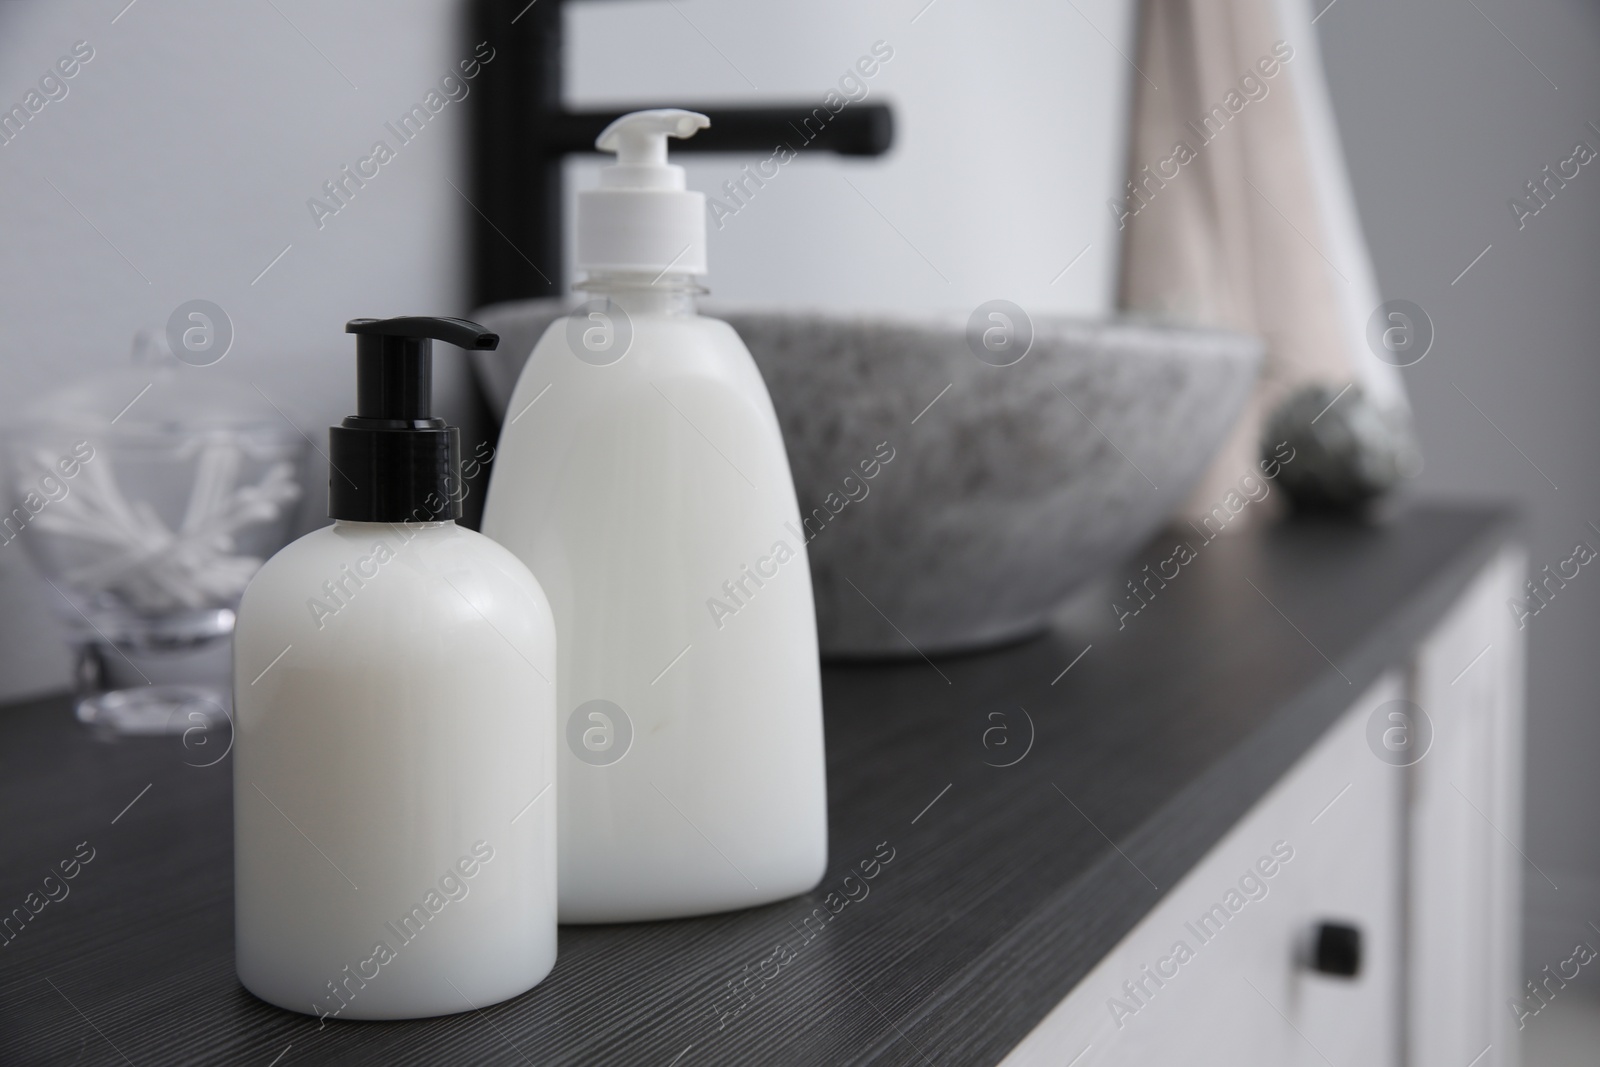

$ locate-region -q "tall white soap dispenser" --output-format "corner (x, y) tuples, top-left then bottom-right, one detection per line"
(234, 317), (557, 1020)
(482, 110), (828, 922)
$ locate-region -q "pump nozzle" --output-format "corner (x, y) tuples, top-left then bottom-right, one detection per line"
(596, 109), (710, 172)
(348, 316), (499, 351)
(345, 317), (498, 421)
(330, 316), (500, 522)
(578, 109), (711, 275)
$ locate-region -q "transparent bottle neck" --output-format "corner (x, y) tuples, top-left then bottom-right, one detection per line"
(334, 518), (453, 532)
(574, 270), (704, 316)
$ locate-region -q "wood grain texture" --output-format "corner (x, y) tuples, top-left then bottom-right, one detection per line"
(0, 504), (1514, 1066)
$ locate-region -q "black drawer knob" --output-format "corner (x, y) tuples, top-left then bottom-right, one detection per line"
(1309, 921), (1362, 978)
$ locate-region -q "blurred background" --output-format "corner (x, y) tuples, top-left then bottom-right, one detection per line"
(0, 0), (1595, 1020)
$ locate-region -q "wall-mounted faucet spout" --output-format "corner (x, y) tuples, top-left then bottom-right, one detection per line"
(468, 0), (895, 307)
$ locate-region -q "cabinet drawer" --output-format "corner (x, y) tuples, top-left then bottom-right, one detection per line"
(1003, 673), (1405, 1067)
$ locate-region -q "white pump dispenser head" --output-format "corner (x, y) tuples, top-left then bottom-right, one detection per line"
(577, 109), (710, 277)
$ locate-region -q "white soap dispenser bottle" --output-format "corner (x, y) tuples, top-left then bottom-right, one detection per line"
(234, 317), (557, 1020)
(482, 110), (828, 922)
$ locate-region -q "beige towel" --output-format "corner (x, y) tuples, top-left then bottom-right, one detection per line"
(1116, 0), (1408, 517)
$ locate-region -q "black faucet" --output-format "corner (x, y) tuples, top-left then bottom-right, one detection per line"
(468, 0), (895, 308)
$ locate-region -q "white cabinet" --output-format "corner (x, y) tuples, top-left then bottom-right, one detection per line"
(1002, 549), (1525, 1067)
(1003, 674), (1406, 1066)
(1408, 547), (1526, 1067)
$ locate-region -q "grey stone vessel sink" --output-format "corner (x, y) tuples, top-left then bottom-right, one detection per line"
(471, 300), (1261, 658)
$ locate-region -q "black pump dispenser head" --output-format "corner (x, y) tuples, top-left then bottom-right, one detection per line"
(330, 317), (499, 522)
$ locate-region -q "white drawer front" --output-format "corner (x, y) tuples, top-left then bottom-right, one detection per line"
(1003, 673), (1405, 1067)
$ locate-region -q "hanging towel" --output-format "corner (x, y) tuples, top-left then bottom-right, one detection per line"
(1115, 0), (1410, 517)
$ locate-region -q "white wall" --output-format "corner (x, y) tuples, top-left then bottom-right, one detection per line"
(566, 0), (1134, 317)
(0, 0), (1137, 702)
(1315, 0), (1600, 982)
(0, 0), (483, 700)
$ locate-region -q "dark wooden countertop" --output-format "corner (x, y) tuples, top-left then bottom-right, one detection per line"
(0, 503), (1515, 1066)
